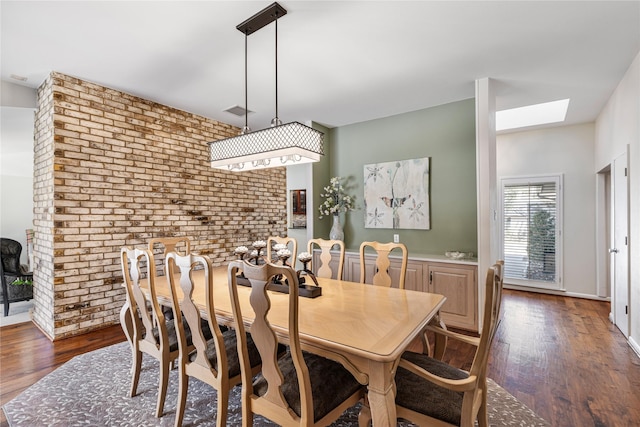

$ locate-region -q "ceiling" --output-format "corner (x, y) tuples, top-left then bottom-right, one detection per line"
(1, 1), (639, 133)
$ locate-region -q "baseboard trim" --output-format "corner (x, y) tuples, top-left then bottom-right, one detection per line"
(628, 336), (640, 359)
(504, 284), (610, 301)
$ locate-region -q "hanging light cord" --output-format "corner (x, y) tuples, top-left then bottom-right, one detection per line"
(243, 31), (249, 133)
(273, 14), (280, 126)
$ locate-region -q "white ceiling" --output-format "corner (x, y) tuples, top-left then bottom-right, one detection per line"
(1, 1), (639, 133)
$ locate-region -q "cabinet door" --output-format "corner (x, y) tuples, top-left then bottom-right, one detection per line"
(427, 263), (477, 331)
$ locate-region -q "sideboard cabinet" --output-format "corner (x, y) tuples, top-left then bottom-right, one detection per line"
(313, 250), (478, 331)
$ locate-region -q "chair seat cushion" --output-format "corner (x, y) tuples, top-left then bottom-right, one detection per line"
(152, 317), (213, 353)
(253, 350), (362, 423)
(189, 329), (263, 378)
(395, 351), (470, 425)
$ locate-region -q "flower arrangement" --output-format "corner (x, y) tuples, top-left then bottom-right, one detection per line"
(318, 176), (355, 218)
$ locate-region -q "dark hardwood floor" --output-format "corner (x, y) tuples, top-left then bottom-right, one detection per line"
(1, 289), (639, 426)
(0, 321), (126, 427)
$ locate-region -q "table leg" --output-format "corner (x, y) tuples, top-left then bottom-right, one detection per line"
(366, 360), (397, 426)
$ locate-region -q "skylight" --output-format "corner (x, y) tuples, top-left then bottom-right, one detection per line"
(496, 99), (570, 131)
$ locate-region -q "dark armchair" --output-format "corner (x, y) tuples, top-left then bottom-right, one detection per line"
(1, 238), (33, 316)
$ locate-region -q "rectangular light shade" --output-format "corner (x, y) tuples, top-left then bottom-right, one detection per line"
(209, 121), (324, 172)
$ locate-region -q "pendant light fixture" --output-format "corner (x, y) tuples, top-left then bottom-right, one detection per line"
(208, 2), (324, 172)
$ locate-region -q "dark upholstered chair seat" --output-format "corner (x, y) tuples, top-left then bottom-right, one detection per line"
(150, 317), (212, 353)
(253, 350), (362, 423)
(395, 350), (470, 425)
(190, 329), (263, 378)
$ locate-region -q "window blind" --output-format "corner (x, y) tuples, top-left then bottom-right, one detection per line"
(502, 178), (560, 286)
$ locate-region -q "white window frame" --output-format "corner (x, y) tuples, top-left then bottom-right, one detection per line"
(499, 174), (563, 290)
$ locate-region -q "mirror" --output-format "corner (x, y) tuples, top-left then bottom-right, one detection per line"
(290, 189), (307, 228)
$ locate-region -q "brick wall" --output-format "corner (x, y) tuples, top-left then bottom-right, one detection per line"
(33, 72), (287, 339)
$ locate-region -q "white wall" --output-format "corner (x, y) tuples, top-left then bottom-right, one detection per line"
(595, 52), (640, 354)
(497, 123), (599, 298)
(1, 106), (35, 265)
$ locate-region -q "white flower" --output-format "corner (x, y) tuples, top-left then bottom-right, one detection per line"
(318, 176), (355, 219)
(234, 246), (248, 254)
(273, 243), (287, 251)
(277, 249), (291, 257)
(250, 250), (258, 257)
(298, 252), (312, 261)
(252, 240), (266, 248)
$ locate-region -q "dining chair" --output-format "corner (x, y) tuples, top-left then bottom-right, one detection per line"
(121, 246), (210, 418)
(148, 236), (191, 276)
(358, 241), (408, 289)
(227, 260), (365, 426)
(266, 235), (297, 264)
(165, 252), (263, 427)
(307, 238), (345, 280)
(360, 262), (504, 427)
(148, 237), (191, 321)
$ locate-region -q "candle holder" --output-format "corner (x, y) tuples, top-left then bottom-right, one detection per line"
(296, 252), (319, 287)
(234, 246), (249, 260)
(276, 248), (292, 266)
(251, 241), (267, 265)
(233, 246), (252, 287)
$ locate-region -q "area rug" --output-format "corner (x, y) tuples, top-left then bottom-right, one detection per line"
(3, 342), (548, 426)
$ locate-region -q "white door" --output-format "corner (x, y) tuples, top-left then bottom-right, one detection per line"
(611, 152), (629, 337)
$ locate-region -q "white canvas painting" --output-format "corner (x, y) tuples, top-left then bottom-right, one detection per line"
(364, 157), (430, 230)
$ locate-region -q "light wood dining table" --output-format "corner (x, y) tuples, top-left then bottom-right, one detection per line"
(120, 265), (446, 426)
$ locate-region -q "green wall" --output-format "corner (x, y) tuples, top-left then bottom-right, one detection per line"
(313, 98), (477, 255)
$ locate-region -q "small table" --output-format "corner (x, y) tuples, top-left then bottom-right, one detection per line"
(1, 271), (33, 317)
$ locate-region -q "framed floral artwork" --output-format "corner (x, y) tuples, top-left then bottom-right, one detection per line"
(364, 157), (430, 230)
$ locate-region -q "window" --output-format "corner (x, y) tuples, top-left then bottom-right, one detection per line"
(500, 175), (562, 289)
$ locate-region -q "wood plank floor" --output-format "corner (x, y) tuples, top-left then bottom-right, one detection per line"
(1, 289), (639, 426)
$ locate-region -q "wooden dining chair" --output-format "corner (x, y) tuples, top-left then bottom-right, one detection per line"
(120, 246), (182, 418)
(358, 241), (408, 289)
(227, 260), (364, 426)
(148, 236), (191, 276)
(360, 262), (504, 427)
(165, 252), (263, 427)
(147, 237), (192, 322)
(267, 235), (297, 264)
(307, 238), (345, 280)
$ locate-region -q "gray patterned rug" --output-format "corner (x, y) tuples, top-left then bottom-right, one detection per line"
(3, 342), (548, 426)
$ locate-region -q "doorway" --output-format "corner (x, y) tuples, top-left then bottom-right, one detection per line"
(597, 151), (630, 337)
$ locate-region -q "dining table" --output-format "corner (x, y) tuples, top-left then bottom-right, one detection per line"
(120, 264), (446, 426)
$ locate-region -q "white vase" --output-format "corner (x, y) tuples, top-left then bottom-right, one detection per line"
(330, 214), (344, 241)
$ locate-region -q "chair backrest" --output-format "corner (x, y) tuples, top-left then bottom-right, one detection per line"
(148, 237), (191, 276)
(266, 236), (297, 264)
(165, 252), (226, 374)
(468, 263), (504, 381)
(1, 238), (22, 275)
(307, 238), (345, 280)
(120, 247), (168, 351)
(358, 241), (408, 289)
(228, 260), (313, 424)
